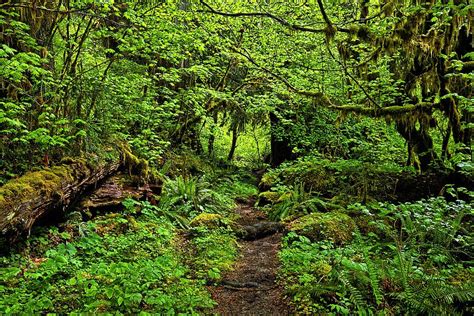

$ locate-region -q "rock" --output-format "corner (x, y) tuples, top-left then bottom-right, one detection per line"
(289, 212), (356, 244)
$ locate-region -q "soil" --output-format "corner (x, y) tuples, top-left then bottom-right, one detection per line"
(208, 202), (292, 315)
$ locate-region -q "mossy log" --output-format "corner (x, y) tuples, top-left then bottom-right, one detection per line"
(0, 159), (121, 239)
(79, 174), (161, 212)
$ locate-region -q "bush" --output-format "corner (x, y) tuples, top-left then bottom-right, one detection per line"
(279, 197), (474, 315)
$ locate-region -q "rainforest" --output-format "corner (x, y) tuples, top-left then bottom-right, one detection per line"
(0, 0), (473, 314)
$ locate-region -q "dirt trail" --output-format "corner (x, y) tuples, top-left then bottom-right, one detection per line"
(208, 202), (291, 315)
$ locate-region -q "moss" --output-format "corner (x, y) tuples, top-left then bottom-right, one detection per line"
(449, 268), (473, 286)
(190, 213), (225, 228)
(259, 191), (281, 203)
(312, 260), (332, 277)
(260, 172), (279, 187)
(0, 165), (75, 213)
(120, 145), (150, 183)
(289, 212), (356, 244)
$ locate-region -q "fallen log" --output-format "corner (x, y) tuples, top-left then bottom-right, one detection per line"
(79, 174), (162, 213)
(236, 221), (286, 240)
(0, 159), (121, 239)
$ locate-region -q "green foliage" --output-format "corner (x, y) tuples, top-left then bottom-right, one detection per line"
(0, 212), (217, 314)
(1, 1), (473, 314)
(262, 155), (414, 203)
(187, 226), (238, 281)
(159, 175), (234, 219)
(279, 197), (474, 315)
(214, 172), (259, 201)
(263, 184), (330, 221)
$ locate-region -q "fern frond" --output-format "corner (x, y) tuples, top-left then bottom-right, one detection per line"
(340, 270), (367, 311)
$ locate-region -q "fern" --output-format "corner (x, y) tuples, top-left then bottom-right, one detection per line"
(363, 247), (383, 306)
(339, 270), (368, 312)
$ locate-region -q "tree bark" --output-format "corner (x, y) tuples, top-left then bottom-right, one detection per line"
(227, 124), (238, 161)
(208, 111), (218, 156)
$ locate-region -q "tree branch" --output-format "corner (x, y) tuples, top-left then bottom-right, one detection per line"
(233, 47), (334, 105)
(316, 0), (335, 32)
(198, 0), (352, 34)
(331, 102), (435, 116)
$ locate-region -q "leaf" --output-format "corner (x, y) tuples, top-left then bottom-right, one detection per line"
(105, 288), (114, 299)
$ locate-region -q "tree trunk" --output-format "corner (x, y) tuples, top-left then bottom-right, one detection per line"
(208, 112), (218, 157)
(0, 159), (121, 240)
(396, 120), (436, 171)
(227, 124), (238, 161)
(270, 112), (293, 166)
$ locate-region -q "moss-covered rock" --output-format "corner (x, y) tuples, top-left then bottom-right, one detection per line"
(190, 213), (225, 228)
(289, 212), (356, 244)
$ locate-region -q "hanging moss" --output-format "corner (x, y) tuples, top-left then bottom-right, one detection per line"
(120, 145), (151, 183)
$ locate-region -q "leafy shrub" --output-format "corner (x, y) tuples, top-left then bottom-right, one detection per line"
(261, 156), (414, 202)
(187, 226), (238, 281)
(0, 211), (219, 314)
(216, 173), (259, 201)
(261, 183), (331, 221)
(279, 197), (474, 315)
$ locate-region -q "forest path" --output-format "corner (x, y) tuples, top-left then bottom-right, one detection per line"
(207, 202), (291, 315)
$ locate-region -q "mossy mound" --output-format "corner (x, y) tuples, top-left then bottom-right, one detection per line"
(289, 212), (356, 244)
(190, 213), (226, 228)
(258, 191), (281, 204)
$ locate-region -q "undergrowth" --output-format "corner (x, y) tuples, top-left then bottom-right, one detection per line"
(279, 197), (474, 315)
(0, 169), (252, 314)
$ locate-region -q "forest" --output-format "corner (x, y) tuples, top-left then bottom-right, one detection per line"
(0, 0), (473, 314)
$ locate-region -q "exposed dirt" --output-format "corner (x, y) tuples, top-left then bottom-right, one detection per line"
(208, 202), (291, 315)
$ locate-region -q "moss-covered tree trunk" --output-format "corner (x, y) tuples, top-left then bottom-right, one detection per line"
(396, 120), (436, 171)
(0, 159), (121, 240)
